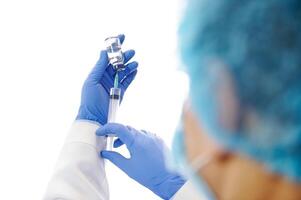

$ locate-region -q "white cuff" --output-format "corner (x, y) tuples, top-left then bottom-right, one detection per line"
(65, 120), (106, 152)
(172, 181), (205, 200)
(44, 120), (109, 200)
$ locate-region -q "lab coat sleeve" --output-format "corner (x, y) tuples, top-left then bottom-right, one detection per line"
(172, 181), (205, 200)
(43, 120), (109, 200)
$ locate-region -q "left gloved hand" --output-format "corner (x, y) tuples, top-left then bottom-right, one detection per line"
(76, 34), (138, 125)
(96, 123), (186, 200)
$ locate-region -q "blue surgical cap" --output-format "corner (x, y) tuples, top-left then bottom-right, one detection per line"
(179, 0), (301, 182)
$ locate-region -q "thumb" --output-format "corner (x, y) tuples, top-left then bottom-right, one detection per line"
(101, 150), (128, 169)
(87, 50), (109, 83)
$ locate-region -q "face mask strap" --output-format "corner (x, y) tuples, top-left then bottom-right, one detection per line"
(187, 153), (217, 200)
(190, 152), (213, 174)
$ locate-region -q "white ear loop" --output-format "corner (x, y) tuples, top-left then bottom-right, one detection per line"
(190, 153), (213, 174)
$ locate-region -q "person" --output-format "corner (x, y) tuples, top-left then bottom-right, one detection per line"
(45, 0), (301, 199)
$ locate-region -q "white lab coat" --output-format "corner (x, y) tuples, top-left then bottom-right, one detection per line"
(44, 121), (204, 200)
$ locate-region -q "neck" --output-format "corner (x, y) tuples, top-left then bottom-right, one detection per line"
(202, 154), (301, 200)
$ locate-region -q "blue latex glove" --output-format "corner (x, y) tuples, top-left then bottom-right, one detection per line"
(96, 123), (186, 200)
(76, 34), (138, 125)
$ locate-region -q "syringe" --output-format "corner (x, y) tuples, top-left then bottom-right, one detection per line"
(105, 75), (121, 151)
(104, 36), (124, 151)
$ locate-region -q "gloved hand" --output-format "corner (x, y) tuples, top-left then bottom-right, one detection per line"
(96, 123), (186, 200)
(76, 34), (138, 125)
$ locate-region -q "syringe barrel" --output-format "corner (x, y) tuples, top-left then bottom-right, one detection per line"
(108, 88), (121, 124)
(106, 87), (121, 151)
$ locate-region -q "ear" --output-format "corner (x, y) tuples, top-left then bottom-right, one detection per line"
(212, 62), (240, 132)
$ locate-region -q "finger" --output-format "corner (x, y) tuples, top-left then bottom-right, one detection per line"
(106, 50), (136, 77)
(96, 123), (135, 147)
(114, 138), (124, 148)
(120, 70), (138, 90)
(124, 50), (135, 64)
(119, 61), (138, 82)
(87, 50), (109, 83)
(118, 34), (125, 44)
(101, 150), (128, 169)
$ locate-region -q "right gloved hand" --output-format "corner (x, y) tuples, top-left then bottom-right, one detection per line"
(76, 34), (138, 125)
(96, 123), (186, 200)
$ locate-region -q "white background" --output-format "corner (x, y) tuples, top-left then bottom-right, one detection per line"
(0, 0), (189, 199)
